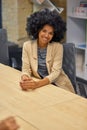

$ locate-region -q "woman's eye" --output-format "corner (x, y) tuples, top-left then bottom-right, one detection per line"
(42, 30), (54, 35)
(49, 32), (54, 36)
(42, 30), (46, 33)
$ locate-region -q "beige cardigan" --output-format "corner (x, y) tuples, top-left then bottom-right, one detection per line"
(22, 40), (75, 93)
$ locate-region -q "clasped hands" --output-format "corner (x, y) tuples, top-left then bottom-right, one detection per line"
(20, 75), (39, 90)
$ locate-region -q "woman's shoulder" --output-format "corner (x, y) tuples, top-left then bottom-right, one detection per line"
(50, 42), (63, 48)
(23, 40), (37, 47)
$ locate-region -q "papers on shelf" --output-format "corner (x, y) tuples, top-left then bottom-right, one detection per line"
(75, 44), (86, 50)
(72, 7), (87, 17)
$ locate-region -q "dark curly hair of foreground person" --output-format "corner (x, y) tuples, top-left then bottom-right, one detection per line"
(26, 8), (66, 42)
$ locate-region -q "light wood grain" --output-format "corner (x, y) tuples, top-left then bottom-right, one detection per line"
(0, 63), (87, 130)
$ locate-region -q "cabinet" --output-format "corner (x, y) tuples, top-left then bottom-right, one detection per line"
(67, 0), (87, 80)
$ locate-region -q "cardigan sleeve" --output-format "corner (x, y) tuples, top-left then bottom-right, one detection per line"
(21, 41), (32, 77)
(46, 43), (63, 83)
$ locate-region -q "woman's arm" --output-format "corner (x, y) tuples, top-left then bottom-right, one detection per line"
(20, 76), (50, 90)
(22, 41), (32, 77)
(46, 43), (63, 83)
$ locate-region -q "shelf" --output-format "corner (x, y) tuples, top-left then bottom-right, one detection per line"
(76, 69), (87, 81)
(75, 44), (86, 50)
(68, 14), (87, 19)
(67, 0), (87, 81)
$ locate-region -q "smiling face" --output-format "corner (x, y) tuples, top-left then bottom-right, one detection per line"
(38, 24), (54, 48)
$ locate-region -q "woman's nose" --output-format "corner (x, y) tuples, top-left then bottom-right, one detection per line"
(45, 32), (49, 37)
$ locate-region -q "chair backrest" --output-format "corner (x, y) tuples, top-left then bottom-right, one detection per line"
(62, 43), (77, 92)
(0, 28), (7, 43)
(0, 29), (9, 65)
(0, 42), (9, 65)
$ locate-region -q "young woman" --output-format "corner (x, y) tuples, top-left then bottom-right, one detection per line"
(20, 8), (75, 93)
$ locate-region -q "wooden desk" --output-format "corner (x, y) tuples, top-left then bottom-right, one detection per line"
(0, 63), (87, 130)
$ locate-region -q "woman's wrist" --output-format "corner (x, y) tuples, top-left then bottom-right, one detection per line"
(36, 77), (50, 88)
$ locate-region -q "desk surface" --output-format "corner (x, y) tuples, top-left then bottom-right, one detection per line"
(0, 63), (87, 130)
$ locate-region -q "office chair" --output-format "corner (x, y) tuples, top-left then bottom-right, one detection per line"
(0, 28), (19, 68)
(0, 29), (9, 65)
(62, 43), (77, 93)
(0, 43), (9, 65)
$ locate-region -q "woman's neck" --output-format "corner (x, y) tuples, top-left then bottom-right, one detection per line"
(37, 40), (47, 49)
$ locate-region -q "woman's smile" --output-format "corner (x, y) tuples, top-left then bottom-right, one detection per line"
(38, 24), (54, 48)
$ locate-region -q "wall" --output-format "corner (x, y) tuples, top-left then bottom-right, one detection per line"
(51, 0), (66, 21)
(17, 0), (33, 45)
(2, 0), (33, 45)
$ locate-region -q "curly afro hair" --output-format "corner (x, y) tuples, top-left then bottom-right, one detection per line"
(26, 8), (66, 42)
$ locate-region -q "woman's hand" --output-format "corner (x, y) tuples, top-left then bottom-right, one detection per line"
(20, 78), (39, 90)
(20, 75), (39, 90)
(20, 76), (50, 91)
(0, 116), (19, 130)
